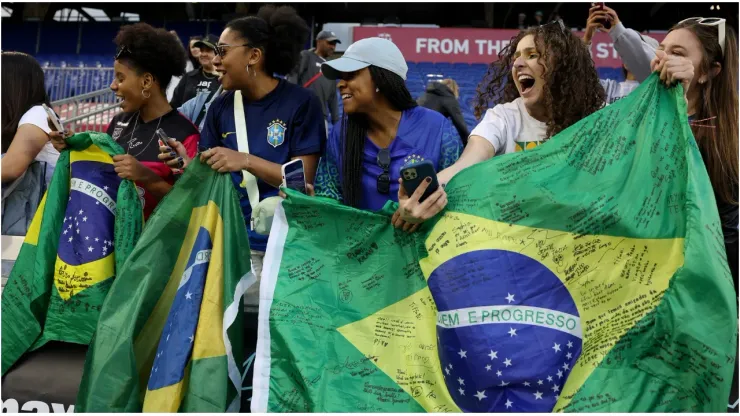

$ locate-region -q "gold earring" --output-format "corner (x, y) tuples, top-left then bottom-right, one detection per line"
(142, 89), (151, 99)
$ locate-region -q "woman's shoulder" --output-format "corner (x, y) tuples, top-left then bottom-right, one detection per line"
(406, 106), (447, 125)
(278, 79), (317, 102)
(164, 110), (200, 136)
(18, 105), (52, 134)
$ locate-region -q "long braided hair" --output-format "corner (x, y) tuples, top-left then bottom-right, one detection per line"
(340, 66), (417, 208)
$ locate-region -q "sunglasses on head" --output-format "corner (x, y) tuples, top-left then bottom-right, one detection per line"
(215, 43), (253, 59)
(677, 17), (726, 56)
(539, 19), (567, 33)
(376, 148), (391, 194)
(115, 45), (132, 60)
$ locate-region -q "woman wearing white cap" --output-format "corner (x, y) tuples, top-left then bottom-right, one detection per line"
(313, 37), (462, 223)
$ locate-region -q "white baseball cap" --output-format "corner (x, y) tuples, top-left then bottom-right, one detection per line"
(321, 37), (408, 81)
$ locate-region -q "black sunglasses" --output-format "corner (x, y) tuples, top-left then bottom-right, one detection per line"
(376, 148), (391, 194)
(215, 43), (252, 59)
(115, 46), (132, 60)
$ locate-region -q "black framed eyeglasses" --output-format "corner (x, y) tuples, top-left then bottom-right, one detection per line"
(215, 43), (252, 59)
(376, 148), (391, 194)
(115, 46), (132, 60)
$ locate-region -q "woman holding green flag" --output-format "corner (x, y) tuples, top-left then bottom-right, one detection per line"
(396, 20), (606, 227)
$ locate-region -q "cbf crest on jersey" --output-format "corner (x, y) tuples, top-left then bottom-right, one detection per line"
(267, 119), (287, 148)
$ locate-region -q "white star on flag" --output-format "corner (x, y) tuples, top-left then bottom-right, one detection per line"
(547, 375), (553, 382)
(508, 327), (517, 337)
(445, 367), (450, 375)
(83, 216), (87, 222)
(474, 391), (487, 401)
(189, 335), (194, 343)
(488, 350), (498, 360)
(503, 358), (512, 367)
(555, 394), (560, 400)
(566, 352), (573, 359)
(88, 246), (94, 252)
(534, 391), (543, 400)
(85, 236), (90, 240)
(103, 186), (109, 190)
(523, 381), (530, 386)
(185, 292), (193, 300)
(166, 334), (170, 342)
(505, 293), (515, 303)
(498, 380), (509, 387)
(485, 365), (492, 371)
(68, 237), (73, 242)
(76, 229), (80, 234)
(458, 349), (467, 358)
(78, 209), (84, 215)
(552, 342), (561, 352)
(567, 341), (573, 348)
(95, 238), (99, 242)
(557, 370), (563, 378)
(96, 202), (99, 205)
(552, 384), (560, 392)
(496, 370), (503, 377)
(68, 224), (72, 229)
(505, 399), (513, 409)
(538, 380), (544, 385)
(458, 388), (465, 396)
(457, 377), (465, 386)
(562, 363), (570, 371)
(63, 229), (68, 235)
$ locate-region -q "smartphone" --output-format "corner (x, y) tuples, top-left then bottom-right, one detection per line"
(155, 128), (184, 173)
(591, 2), (612, 29)
(282, 159), (307, 194)
(42, 103), (64, 132)
(401, 160), (439, 203)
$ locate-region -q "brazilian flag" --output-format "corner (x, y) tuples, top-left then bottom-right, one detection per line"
(75, 157), (253, 412)
(252, 74), (736, 413)
(1, 132), (142, 375)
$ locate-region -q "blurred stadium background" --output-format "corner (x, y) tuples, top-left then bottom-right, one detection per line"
(2, 2), (737, 136)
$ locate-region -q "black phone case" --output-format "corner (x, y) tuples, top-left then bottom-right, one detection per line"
(401, 161), (439, 203)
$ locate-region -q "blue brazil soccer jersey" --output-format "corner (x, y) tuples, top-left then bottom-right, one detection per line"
(199, 79), (326, 251)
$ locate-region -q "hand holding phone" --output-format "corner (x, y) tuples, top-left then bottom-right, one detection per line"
(400, 160), (439, 203)
(42, 104), (64, 133)
(590, 2), (612, 29)
(156, 128), (184, 174)
(282, 159), (307, 194)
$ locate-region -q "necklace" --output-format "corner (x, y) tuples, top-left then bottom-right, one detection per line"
(125, 111), (164, 158)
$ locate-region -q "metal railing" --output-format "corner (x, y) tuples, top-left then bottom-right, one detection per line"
(51, 87), (121, 133)
(43, 66), (115, 102)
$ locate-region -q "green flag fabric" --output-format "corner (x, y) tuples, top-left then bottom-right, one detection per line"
(75, 157), (253, 412)
(1, 132), (142, 375)
(252, 74), (737, 413)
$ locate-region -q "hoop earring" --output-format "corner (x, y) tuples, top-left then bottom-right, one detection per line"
(142, 89), (151, 99)
(246, 64), (255, 77)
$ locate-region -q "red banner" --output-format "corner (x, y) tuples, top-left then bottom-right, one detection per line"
(353, 27), (664, 68)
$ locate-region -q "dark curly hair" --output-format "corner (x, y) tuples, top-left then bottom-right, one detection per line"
(475, 22), (605, 139)
(114, 23), (187, 91)
(225, 5), (309, 76)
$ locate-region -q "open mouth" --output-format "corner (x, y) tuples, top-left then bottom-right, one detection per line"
(116, 95), (125, 106)
(518, 74), (535, 94)
(341, 93), (353, 101)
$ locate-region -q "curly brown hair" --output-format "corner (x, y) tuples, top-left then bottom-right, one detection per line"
(475, 22), (605, 139)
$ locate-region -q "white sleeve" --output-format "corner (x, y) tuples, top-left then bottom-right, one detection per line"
(18, 106), (52, 135)
(470, 105), (509, 154)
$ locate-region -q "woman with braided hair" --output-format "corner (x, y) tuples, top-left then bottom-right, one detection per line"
(313, 37), (463, 226)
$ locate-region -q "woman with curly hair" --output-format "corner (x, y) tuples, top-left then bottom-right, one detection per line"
(160, 5), (325, 306)
(396, 20), (606, 225)
(51, 23), (200, 219)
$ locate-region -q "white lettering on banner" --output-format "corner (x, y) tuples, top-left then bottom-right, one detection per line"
(21, 401), (49, 412)
(70, 178), (116, 214)
(595, 43), (620, 59)
(416, 38), (469, 55)
(2, 399), (18, 413)
(474, 39), (510, 56)
(51, 403), (75, 413)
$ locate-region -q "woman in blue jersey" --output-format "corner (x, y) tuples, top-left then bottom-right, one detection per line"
(161, 5), (325, 308)
(313, 37), (463, 230)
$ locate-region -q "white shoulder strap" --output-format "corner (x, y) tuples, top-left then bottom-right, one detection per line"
(233, 91), (260, 211)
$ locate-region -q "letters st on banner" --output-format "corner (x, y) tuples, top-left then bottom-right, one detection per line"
(353, 27), (665, 67)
